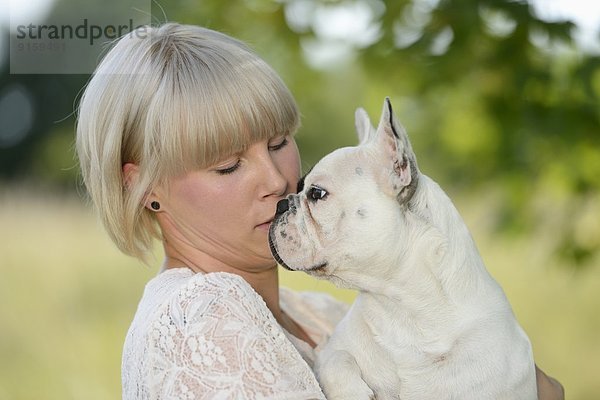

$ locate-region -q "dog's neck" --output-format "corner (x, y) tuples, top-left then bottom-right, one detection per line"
(360, 175), (499, 325)
(409, 175), (483, 269)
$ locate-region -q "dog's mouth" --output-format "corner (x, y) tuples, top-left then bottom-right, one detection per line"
(269, 234), (293, 270)
(306, 262), (328, 272)
(269, 213), (329, 273)
(268, 225), (293, 271)
(269, 239), (328, 273)
(268, 226), (328, 273)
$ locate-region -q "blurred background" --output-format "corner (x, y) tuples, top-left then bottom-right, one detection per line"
(1, 0), (599, 398)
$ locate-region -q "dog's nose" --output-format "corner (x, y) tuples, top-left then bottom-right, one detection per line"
(275, 198), (289, 216)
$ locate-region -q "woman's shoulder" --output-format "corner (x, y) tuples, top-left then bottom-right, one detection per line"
(146, 268), (267, 320)
(145, 267), (255, 299)
(127, 268), (272, 347)
(148, 266), (251, 292)
(146, 269), (280, 343)
(124, 269), (325, 399)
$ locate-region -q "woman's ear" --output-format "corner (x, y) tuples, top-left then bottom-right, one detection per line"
(122, 162), (140, 191)
(123, 163), (162, 211)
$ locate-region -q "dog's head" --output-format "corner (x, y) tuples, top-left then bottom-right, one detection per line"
(269, 97), (426, 289)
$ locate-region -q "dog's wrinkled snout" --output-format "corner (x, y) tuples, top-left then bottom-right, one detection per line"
(276, 198), (290, 217)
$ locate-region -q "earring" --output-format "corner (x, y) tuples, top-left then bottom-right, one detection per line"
(150, 201), (160, 211)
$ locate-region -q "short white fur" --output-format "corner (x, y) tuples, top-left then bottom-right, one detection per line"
(269, 97), (536, 399)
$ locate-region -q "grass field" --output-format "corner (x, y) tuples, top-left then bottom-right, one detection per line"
(1, 188), (598, 399)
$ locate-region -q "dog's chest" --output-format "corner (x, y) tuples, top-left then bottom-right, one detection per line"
(358, 354), (456, 400)
(347, 302), (472, 397)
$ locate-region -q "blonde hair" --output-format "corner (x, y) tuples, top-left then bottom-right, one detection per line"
(76, 23), (300, 261)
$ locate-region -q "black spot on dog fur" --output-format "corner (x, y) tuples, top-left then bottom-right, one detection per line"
(356, 208), (367, 217)
(355, 167), (363, 176)
(297, 166), (315, 193)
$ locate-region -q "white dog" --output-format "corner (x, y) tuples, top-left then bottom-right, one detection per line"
(269, 98), (537, 400)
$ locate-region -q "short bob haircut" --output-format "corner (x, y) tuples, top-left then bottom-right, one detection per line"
(76, 23), (300, 262)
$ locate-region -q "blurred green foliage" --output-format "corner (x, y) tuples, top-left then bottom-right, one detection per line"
(1, 0), (598, 267)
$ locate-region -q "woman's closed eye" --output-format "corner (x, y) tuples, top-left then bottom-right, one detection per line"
(268, 135), (289, 151)
(215, 136), (289, 175)
(215, 159), (241, 175)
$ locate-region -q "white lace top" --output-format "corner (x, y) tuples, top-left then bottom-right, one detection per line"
(122, 268), (349, 399)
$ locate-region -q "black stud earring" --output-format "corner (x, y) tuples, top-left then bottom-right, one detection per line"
(150, 201), (160, 211)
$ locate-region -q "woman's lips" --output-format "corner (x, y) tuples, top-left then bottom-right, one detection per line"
(256, 220), (273, 231)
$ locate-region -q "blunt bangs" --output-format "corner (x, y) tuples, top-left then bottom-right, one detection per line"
(143, 30), (300, 180)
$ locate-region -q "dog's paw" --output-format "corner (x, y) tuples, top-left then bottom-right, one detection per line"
(325, 388), (375, 400)
(321, 378), (375, 400)
(317, 350), (376, 400)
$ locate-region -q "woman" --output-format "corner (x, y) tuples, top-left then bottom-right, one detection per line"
(76, 23), (563, 399)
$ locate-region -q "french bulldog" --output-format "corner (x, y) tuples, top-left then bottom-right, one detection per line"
(269, 98), (537, 399)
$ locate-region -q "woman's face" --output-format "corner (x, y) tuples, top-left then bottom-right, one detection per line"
(156, 134), (301, 272)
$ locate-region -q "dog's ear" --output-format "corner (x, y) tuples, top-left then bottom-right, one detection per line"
(374, 97), (419, 203)
(355, 107), (375, 144)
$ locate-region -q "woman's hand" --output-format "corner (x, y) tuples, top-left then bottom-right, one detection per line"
(536, 365), (564, 400)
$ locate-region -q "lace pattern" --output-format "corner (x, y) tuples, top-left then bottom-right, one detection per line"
(122, 269), (346, 399)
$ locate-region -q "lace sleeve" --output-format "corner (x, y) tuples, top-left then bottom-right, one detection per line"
(146, 273), (326, 399)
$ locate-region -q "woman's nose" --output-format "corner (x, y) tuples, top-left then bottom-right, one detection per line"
(258, 154), (288, 197)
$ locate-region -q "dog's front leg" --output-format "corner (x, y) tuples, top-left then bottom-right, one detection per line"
(316, 349), (375, 400)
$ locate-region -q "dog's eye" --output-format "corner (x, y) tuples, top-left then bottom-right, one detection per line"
(307, 186), (328, 202)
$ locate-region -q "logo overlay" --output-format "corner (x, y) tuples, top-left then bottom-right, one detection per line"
(9, 0), (151, 74)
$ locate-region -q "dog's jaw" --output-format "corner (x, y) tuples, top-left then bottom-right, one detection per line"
(269, 215), (329, 272)
(268, 231), (294, 271)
